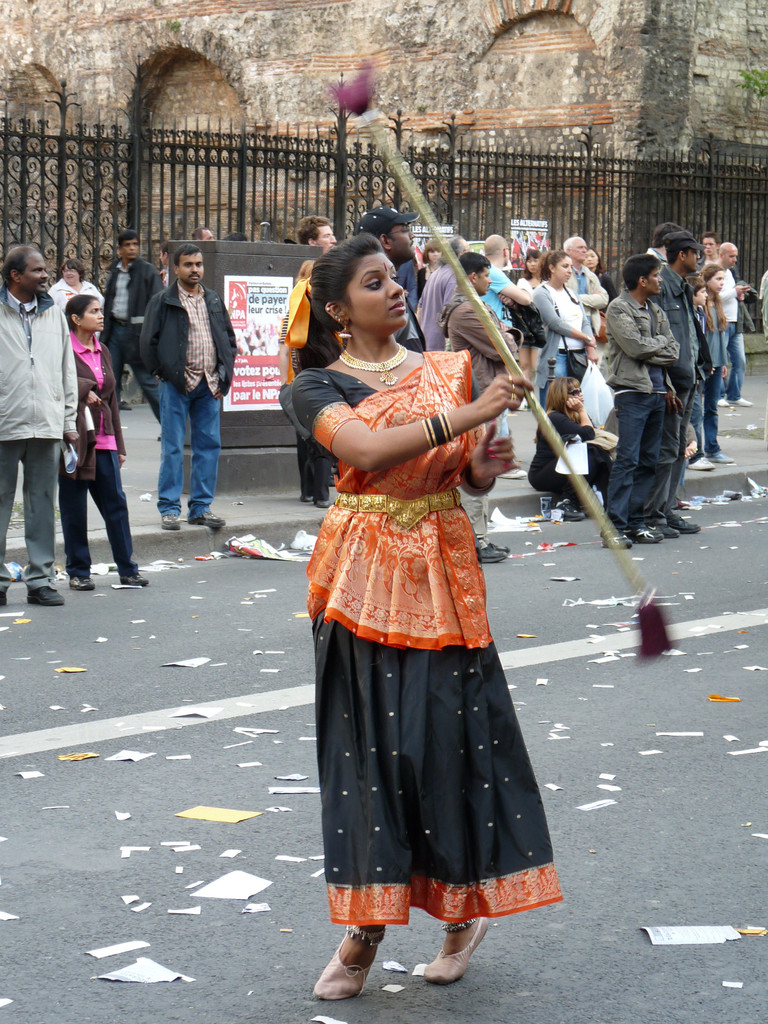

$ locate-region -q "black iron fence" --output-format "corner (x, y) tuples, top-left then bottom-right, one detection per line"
(2, 84), (768, 323)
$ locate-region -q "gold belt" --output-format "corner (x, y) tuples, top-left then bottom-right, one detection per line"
(334, 489), (462, 530)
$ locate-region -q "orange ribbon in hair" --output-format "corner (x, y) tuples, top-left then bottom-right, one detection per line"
(284, 278), (312, 349)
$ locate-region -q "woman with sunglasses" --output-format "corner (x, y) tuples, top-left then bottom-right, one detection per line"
(527, 376), (612, 521)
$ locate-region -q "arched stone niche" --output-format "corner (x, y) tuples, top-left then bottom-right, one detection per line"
(140, 48), (244, 127)
(474, 4), (609, 138)
(4, 63), (60, 119)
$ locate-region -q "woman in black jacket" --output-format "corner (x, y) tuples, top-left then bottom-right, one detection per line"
(527, 376), (612, 520)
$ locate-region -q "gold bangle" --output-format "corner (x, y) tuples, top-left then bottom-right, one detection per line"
(440, 412), (454, 442)
(422, 419), (434, 448)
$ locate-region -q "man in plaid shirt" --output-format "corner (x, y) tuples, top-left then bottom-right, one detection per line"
(140, 244), (237, 531)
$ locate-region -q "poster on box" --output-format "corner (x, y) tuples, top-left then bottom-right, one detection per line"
(411, 224), (454, 261)
(508, 219), (550, 269)
(224, 275), (292, 411)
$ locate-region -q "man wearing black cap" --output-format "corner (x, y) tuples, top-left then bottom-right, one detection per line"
(646, 230), (711, 537)
(355, 207), (425, 352)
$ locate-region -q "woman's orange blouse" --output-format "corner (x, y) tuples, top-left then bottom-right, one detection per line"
(292, 351), (492, 651)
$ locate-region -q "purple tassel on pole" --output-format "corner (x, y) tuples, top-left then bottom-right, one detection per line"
(638, 593), (672, 658)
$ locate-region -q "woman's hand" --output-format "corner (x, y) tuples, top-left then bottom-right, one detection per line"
(118, 454), (126, 467)
(476, 372), (534, 420)
(565, 394), (583, 413)
(721, 366), (727, 379)
(86, 391), (101, 407)
(467, 419), (519, 489)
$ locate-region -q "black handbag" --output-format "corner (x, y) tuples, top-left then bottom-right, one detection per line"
(565, 348), (588, 381)
(506, 300), (547, 349)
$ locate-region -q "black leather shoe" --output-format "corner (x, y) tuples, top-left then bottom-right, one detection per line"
(188, 511), (226, 528)
(314, 499), (331, 508)
(69, 576), (95, 591)
(119, 574), (149, 587)
(666, 513), (701, 535)
(478, 542), (509, 563)
(554, 498), (586, 522)
(119, 400), (132, 411)
(27, 586), (65, 606)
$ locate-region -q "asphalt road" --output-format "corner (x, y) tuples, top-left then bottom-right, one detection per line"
(1, 498), (767, 1023)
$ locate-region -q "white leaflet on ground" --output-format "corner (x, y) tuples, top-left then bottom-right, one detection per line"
(120, 847), (150, 858)
(729, 747), (768, 756)
(166, 755), (192, 760)
(639, 749), (663, 755)
(722, 981), (744, 989)
(87, 940), (150, 959)
(599, 774), (616, 780)
(412, 964), (427, 976)
(743, 665), (768, 671)
(264, 806), (292, 813)
(233, 727), (279, 737)
(597, 784), (622, 792)
(655, 732), (703, 737)
(723, 735), (739, 742)
(577, 799), (617, 811)
(544, 784), (562, 791)
(185, 881), (205, 889)
(105, 750), (155, 762)
(0, 911), (19, 920)
(220, 849), (241, 858)
(162, 658), (211, 669)
(237, 762), (263, 768)
(241, 902), (271, 913)
(642, 926), (741, 945)
(15, 771), (43, 779)
(114, 811), (131, 820)
(120, 895), (139, 905)
(382, 984), (404, 993)
(130, 902), (152, 913)
(167, 907), (201, 915)
(96, 956), (194, 983)
(194, 870), (272, 900)
(169, 705), (221, 717)
(275, 855), (306, 863)
(268, 786), (320, 794)
(274, 774), (309, 781)
(383, 961), (408, 973)
(311, 868), (325, 878)
(311, 1016), (349, 1024)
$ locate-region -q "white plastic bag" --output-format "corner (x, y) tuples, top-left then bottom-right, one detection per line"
(581, 363), (614, 427)
(555, 438), (589, 475)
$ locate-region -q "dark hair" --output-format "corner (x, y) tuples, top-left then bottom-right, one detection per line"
(65, 292), (101, 330)
(59, 257), (86, 279)
(459, 251), (491, 276)
(522, 247), (541, 280)
(539, 249), (569, 282)
(623, 253), (661, 290)
(191, 226), (213, 240)
(651, 222), (684, 249)
(587, 249), (605, 276)
(117, 229), (139, 247)
(298, 234), (383, 371)
(173, 243), (202, 267)
(1, 245), (41, 286)
(223, 231), (248, 242)
(160, 240), (170, 255)
(689, 274), (706, 294)
(297, 215), (331, 245)
(701, 230), (720, 246)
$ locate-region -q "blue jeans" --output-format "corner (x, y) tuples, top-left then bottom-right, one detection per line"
(703, 369), (723, 456)
(157, 379), (221, 519)
(724, 324), (745, 402)
(539, 351), (570, 404)
(59, 449), (138, 578)
(606, 391), (665, 532)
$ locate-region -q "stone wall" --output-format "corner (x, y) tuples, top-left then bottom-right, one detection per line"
(1, 0), (767, 149)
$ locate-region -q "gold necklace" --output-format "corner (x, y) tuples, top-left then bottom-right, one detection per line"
(339, 343), (408, 386)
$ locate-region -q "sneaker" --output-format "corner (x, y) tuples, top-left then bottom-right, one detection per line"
(477, 542), (509, 563)
(188, 510), (226, 528)
(119, 574), (149, 587)
(602, 531), (632, 549)
(161, 513), (181, 531)
(69, 576), (95, 591)
(554, 499), (586, 522)
(625, 526), (663, 544)
(717, 397), (731, 408)
(119, 400), (133, 411)
(688, 457), (715, 471)
(499, 469), (527, 480)
(705, 451), (735, 464)
(732, 397), (753, 407)
(27, 586), (65, 606)
(666, 513), (701, 535)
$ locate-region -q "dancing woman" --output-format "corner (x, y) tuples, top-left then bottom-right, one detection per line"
(290, 234), (562, 1000)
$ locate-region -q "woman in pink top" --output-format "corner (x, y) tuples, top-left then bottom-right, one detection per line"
(58, 295), (147, 590)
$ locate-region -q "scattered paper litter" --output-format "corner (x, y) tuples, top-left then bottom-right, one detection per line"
(0, 911), (19, 920)
(544, 783), (563, 792)
(96, 957), (194, 983)
(382, 983), (405, 993)
(242, 902), (271, 913)
(728, 747), (768, 756)
(597, 784), (621, 792)
(577, 799), (617, 811)
(642, 926), (741, 945)
(722, 981), (744, 989)
(114, 811), (131, 821)
(220, 849), (241, 858)
(237, 761), (263, 768)
(274, 773), (308, 781)
(708, 694), (741, 702)
(743, 665), (767, 672)
(58, 751), (99, 761)
(120, 895), (140, 905)
(175, 806), (262, 823)
(656, 732), (703, 737)
(167, 907), (201, 915)
(228, 534), (309, 561)
(489, 507), (541, 532)
(54, 666), (87, 673)
(311, 1016), (348, 1024)
(0, 999), (13, 1007)
(166, 755), (192, 760)
(105, 750), (155, 762)
(15, 771), (44, 779)
(275, 855), (306, 863)
(639, 749), (663, 756)
(130, 902), (151, 913)
(163, 658), (212, 669)
(233, 727), (279, 737)
(194, 870), (272, 900)
(120, 847), (150, 859)
(87, 940), (150, 959)
(383, 961), (408, 973)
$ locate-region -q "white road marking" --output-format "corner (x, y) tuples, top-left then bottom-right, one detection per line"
(2, 607), (767, 759)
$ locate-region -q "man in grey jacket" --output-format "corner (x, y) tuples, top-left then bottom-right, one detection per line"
(0, 246), (77, 605)
(604, 254), (679, 548)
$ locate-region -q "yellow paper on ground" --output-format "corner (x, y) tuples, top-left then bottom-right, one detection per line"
(175, 805), (263, 823)
(12, 618), (31, 624)
(708, 694), (741, 702)
(55, 667), (87, 673)
(57, 752), (99, 761)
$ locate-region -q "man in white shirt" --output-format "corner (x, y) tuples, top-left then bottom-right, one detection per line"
(717, 242), (751, 407)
